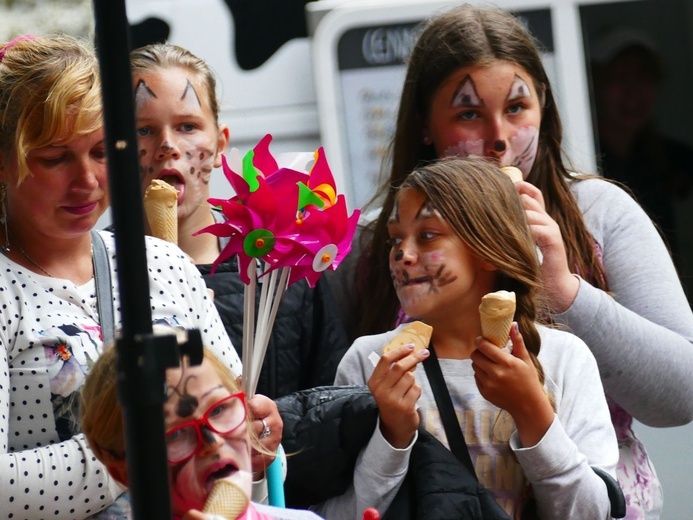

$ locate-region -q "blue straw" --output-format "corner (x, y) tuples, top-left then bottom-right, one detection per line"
(266, 448), (285, 507)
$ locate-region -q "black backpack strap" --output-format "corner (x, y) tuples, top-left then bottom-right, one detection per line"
(422, 340), (476, 476)
(91, 230), (115, 344)
(592, 467), (627, 518)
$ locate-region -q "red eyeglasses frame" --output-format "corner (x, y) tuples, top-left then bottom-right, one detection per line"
(164, 391), (247, 464)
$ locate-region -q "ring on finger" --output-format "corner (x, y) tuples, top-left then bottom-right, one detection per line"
(259, 418), (271, 439)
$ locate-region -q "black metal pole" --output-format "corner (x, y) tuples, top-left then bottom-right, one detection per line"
(91, 1), (172, 517)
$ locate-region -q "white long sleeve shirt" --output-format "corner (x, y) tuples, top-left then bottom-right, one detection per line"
(329, 324), (619, 519)
(0, 232), (242, 519)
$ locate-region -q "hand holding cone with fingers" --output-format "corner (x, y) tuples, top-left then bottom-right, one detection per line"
(381, 321), (432, 370)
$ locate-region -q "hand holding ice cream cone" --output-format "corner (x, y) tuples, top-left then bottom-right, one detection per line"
(381, 321), (432, 370)
(479, 291), (516, 347)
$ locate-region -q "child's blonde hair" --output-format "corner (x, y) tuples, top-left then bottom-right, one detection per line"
(0, 34), (102, 184)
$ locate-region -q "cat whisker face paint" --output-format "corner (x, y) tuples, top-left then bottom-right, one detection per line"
(427, 63), (543, 178)
(387, 188), (486, 321)
(443, 138), (484, 158)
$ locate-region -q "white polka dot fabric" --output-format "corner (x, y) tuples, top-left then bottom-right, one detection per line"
(0, 231), (242, 519)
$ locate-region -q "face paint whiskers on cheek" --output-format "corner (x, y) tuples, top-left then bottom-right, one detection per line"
(419, 252), (458, 293)
(507, 125), (539, 177)
(390, 251), (457, 292)
(443, 138), (484, 158)
(426, 263), (458, 293)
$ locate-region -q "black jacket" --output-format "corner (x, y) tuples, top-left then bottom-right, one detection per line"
(198, 256), (349, 399)
(276, 386), (509, 520)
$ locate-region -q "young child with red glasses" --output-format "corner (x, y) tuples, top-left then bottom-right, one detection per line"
(81, 343), (322, 520)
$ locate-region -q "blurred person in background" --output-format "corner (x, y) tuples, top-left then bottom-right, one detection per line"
(591, 27), (693, 270)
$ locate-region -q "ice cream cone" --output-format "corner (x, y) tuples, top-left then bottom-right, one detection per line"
(382, 321), (433, 370)
(500, 166), (523, 183)
(479, 291), (516, 347)
(202, 479), (250, 519)
(143, 179), (178, 244)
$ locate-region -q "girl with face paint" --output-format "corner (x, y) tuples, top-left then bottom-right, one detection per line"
(131, 44), (230, 265)
(332, 157), (618, 519)
(130, 45), (289, 489)
(129, 43), (350, 498)
(343, 6), (693, 519)
(82, 344), (324, 520)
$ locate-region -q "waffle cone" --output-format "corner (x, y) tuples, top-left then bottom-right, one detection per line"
(382, 321), (432, 370)
(499, 166), (523, 183)
(202, 479), (250, 519)
(479, 291), (516, 347)
(143, 179), (178, 244)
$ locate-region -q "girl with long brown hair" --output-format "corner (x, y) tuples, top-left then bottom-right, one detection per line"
(332, 157), (617, 519)
(350, 5), (693, 518)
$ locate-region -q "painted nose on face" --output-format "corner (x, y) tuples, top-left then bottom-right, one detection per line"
(395, 243), (418, 266)
(157, 142), (181, 161)
(156, 130), (181, 161)
(198, 425), (224, 457)
(486, 139), (508, 158)
(484, 119), (509, 159)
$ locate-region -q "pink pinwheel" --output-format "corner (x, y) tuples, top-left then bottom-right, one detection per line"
(198, 159), (308, 283)
(196, 134), (359, 398)
(217, 133), (277, 199)
(281, 147), (359, 286)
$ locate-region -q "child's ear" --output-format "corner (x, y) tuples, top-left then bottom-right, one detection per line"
(105, 457), (129, 487)
(213, 125), (231, 168)
(480, 259), (499, 272)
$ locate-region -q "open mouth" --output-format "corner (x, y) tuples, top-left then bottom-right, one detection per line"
(159, 174), (183, 192)
(157, 170), (185, 201)
(205, 463), (239, 492)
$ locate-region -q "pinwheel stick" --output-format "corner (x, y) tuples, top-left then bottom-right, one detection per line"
(241, 265), (257, 396)
(250, 266), (290, 397)
(242, 262), (290, 398)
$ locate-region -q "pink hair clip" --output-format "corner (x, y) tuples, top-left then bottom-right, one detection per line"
(0, 35), (36, 63)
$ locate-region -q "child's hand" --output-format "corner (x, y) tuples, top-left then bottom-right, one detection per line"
(515, 181), (579, 312)
(368, 343), (429, 448)
(471, 323), (554, 447)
